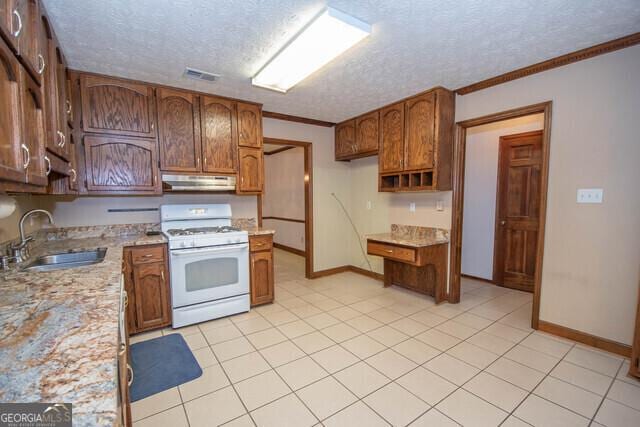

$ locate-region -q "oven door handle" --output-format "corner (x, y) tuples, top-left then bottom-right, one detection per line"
(171, 244), (248, 256)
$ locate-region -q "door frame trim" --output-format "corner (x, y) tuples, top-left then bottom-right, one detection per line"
(449, 101), (552, 329)
(259, 137), (314, 279)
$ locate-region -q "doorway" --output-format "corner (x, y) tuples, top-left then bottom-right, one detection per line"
(258, 137), (313, 279)
(449, 102), (552, 329)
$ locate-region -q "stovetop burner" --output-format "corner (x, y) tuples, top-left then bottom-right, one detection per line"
(166, 226), (242, 236)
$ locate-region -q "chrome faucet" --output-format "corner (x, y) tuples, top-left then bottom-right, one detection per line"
(8, 209), (54, 263)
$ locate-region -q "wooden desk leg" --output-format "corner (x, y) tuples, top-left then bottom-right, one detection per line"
(433, 245), (447, 304)
(383, 259), (392, 288)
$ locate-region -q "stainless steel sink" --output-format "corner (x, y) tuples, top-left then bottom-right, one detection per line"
(21, 248), (108, 272)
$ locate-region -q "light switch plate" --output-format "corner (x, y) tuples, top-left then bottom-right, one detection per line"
(366, 201), (372, 210)
(577, 188), (603, 204)
(409, 202), (416, 212)
(436, 200), (444, 211)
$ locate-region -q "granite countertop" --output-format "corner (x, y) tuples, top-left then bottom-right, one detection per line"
(231, 218), (275, 236)
(0, 227), (166, 427)
(244, 227), (276, 236)
(367, 224), (450, 248)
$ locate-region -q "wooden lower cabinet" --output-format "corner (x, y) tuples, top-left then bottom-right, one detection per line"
(249, 234), (274, 306)
(123, 244), (172, 334)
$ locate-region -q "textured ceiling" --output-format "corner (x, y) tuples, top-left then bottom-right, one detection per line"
(43, 0), (640, 122)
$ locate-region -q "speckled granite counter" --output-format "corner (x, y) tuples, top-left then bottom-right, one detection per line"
(232, 218), (275, 236)
(0, 227), (166, 427)
(367, 224), (449, 247)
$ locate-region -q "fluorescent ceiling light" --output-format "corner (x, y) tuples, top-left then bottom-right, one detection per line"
(252, 7), (371, 93)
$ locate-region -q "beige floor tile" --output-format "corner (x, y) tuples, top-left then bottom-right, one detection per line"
(222, 414), (256, 426)
(364, 382), (429, 426)
(202, 324), (242, 345)
(387, 302), (424, 316)
(415, 329), (461, 351)
(607, 379), (640, 410)
(290, 304), (324, 319)
(504, 344), (560, 373)
(311, 298), (343, 312)
(305, 312), (341, 329)
(292, 331), (335, 354)
(311, 345), (359, 373)
(191, 346), (218, 368)
(212, 336), (255, 362)
(133, 405), (188, 427)
(367, 325), (409, 347)
(446, 341), (498, 369)
(131, 387), (182, 422)
(221, 351), (271, 383)
(409, 310), (448, 327)
(322, 323), (361, 343)
(130, 330), (163, 344)
(409, 409), (458, 426)
(230, 310), (262, 323)
(251, 393), (317, 427)
(428, 304), (464, 319)
(392, 338), (441, 364)
(469, 305), (508, 321)
(278, 319), (315, 339)
(253, 302), (286, 315)
(366, 349), (417, 379)
(179, 364), (230, 402)
(484, 323), (530, 343)
(234, 370), (291, 411)
(463, 372), (527, 412)
(564, 346), (622, 376)
(485, 357), (545, 391)
(397, 366), (457, 406)
(594, 398), (640, 427)
(466, 331), (514, 355)
(261, 309), (300, 326)
(500, 416), (531, 427)
(341, 334), (386, 359)
(347, 315), (384, 333)
(549, 361), (613, 395)
(323, 401), (390, 427)
(368, 308), (404, 323)
(297, 376), (358, 420)
(615, 360), (638, 385)
(424, 353), (479, 386)
(259, 340), (305, 367)
(183, 332), (208, 351)
(333, 361), (390, 398)
(452, 312), (493, 330)
(276, 356), (329, 390)
(300, 292), (330, 304)
(246, 328), (288, 349)
(388, 317), (429, 336)
(437, 388), (508, 427)
(520, 332), (573, 358)
(235, 316), (273, 335)
(435, 320), (478, 340)
(279, 296), (309, 309)
(514, 394), (589, 427)
(328, 306), (362, 321)
(534, 376), (602, 418)
(350, 299), (382, 314)
(168, 324), (201, 337)
(184, 386), (246, 427)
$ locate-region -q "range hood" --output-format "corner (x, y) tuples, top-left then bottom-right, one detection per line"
(162, 174), (236, 191)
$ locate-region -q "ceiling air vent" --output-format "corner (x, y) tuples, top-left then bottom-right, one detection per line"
(183, 67), (220, 82)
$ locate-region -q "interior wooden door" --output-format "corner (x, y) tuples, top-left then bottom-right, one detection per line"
(19, 66), (46, 186)
(250, 250), (274, 306)
(237, 102), (262, 148)
(156, 88), (201, 172)
(379, 102), (404, 173)
(355, 111), (379, 154)
(404, 91), (435, 170)
(238, 147), (263, 193)
(335, 120), (355, 159)
(200, 96), (237, 173)
(493, 130), (543, 292)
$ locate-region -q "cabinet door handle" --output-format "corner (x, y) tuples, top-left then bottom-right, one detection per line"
(44, 156), (51, 176)
(21, 144), (30, 169)
(384, 249), (393, 253)
(12, 10), (22, 37)
(123, 290), (129, 308)
(119, 341), (126, 356)
(56, 130), (64, 147)
(37, 54), (45, 74)
(69, 168), (77, 183)
(161, 270), (165, 282)
(66, 100), (72, 115)
(127, 364), (134, 386)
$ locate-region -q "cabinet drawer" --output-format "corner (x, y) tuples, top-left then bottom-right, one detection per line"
(367, 241), (416, 263)
(130, 245), (165, 264)
(250, 235), (272, 252)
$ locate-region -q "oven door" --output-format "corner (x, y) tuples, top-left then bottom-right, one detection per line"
(169, 243), (249, 308)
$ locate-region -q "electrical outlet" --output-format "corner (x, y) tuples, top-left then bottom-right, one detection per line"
(577, 188), (603, 204)
(436, 200), (444, 211)
(366, 201), (372, 210)
(409, 202), (416, 212)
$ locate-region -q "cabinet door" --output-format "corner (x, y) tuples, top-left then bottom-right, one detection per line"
(237, 102), (262, 148)
(335, 120), (355, 159)
(238, 147), (263, 194)
(80, 75), (156, 138)
(0, 1), (16, 50)
(19, 66), (46, 186)
(200, 96), (237, 173)
(41, 27), (63, 158)
(84, 135), (160, 193)
(67, 128), (78, 192)
(14, 0), (41, 83)
(379, 102), (404, 173)
(404, 92), (436, 171)
(0, 37), (26, 184)
(355, 111), (378, 154)
(157, 88), (201, 172)
(54, 47), (69, 159)
(132, 261), (171, 331)
(250, 250), (274, 306)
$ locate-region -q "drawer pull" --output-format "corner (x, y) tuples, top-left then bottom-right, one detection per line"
(119, 341), (126, 356)
(142, 254), (154, 258)
(12, 10), (22, 37)
(384, 249), (393, 253)
(161, 270), (165, 282)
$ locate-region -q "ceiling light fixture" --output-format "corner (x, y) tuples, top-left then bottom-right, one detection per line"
(252, 7), (371, 93)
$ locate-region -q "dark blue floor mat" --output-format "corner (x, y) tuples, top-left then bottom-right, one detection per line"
(129, 333), (202, 402)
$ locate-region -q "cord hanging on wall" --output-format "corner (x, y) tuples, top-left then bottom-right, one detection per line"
(331, 192), (373, 272)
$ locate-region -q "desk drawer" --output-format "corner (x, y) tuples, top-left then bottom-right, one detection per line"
(367, 241), (416, 263)
(130, 245), (165, 264)
(250, 235), (273, 252)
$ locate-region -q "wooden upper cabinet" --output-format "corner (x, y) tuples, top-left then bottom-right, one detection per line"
(67, 128), (78, 192)
(54, 48), (69, 159)
(157, 88), (202, 172)
(0, 37), (25, 184)
(83, 135), (160, 194)
(237, 147), (263, 194)
(19, 66), (46, 186)
(80, 75), (156, 138)
(355, 111), (379, 154)
(335, 119), (355, 160)
(404, 91), (436, 171)
(379, 102), (404, 173)
(237, 102), (262, 148)
(0, 1), (16, 50)
(200, 96), (237, 174)
(14, 0), (41, 83)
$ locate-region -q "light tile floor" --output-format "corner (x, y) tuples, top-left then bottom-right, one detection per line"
(131, 249), (640, 426)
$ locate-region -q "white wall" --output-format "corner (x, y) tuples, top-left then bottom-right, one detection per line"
(456, 45), (640, 345)
(0, 195), (56, 242)
(462, 114), (544, 280)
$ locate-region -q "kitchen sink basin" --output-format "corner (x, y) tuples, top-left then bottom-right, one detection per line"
(21, 248), (108, 272)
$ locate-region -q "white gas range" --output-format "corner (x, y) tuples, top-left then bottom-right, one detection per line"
(160, 204), (250, 328)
